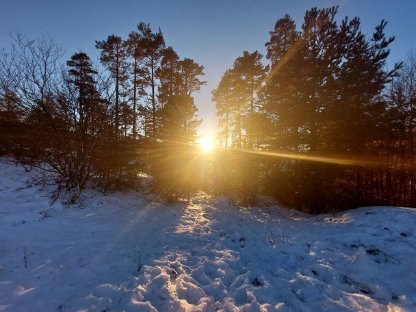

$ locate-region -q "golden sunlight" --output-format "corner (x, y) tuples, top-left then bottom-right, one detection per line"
(198, 135), (214, 153)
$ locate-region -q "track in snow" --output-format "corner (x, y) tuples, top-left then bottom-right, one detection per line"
(0, 160), (415, 311)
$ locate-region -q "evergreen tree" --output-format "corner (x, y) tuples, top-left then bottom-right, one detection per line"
(119, 101), (134, 138)
(388, 52), (416, 204)
(137, 23), (165, 138)
(159, 95), (201, 143)
(212, 6), (401, 211)
(178, 58), (205, 142)
(262, 7), (400, 211)
(231, 51), (268, 148)
(213, 52), (266, 149)
(265, 14), (298, 66)
(126, 30), (148, 139)
(95, 35), (128, 134)
(179, 58), (206, 96)
(158, 56), (205, 143)
(212, 69), (237, 148)
(66, 52), (99, 126)
(263, 14), (302, 152)
(157, 47), (181, 108)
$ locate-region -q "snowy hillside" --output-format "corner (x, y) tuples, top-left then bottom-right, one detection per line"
(0, 159), (415, 312)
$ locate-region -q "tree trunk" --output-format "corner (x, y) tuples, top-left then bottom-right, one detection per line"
(132, 58), (138, 140)
(151, 57), (156, 138)
(115, 53), (120, 134)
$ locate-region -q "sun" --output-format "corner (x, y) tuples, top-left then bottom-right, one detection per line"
(198, 135), (214, 153)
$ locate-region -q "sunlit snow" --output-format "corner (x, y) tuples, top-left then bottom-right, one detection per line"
(0, 158), (415, 311)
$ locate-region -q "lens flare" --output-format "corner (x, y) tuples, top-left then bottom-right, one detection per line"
(245, 150), (389, 168)
(198, 136), (214, 153)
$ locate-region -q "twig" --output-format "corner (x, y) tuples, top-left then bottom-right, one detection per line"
(23, 247), (28, 269)
(137, 250), (142, 272)
(49, 182), (62, 206)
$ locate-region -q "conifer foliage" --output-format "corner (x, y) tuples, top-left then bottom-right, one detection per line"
(0, 24), (205, 197)
(1, 8), (415, 211)
(212, 6), (412, 211)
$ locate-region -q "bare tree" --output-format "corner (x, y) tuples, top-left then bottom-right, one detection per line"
(0, 33), (63, 114)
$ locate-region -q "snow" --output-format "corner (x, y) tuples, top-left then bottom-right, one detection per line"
(0, 158), (415, 312)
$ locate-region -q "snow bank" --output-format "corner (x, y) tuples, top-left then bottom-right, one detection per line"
(0, 159), (415, 311)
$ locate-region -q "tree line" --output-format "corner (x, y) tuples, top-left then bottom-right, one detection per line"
(0, 23), (205, 198)
(1, 7), (415, 212)
(211, 6), (416, 212)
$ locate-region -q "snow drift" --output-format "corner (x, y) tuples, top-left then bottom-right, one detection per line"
(0, 159), (415, 311)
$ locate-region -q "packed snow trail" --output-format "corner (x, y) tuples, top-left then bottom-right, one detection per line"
(0, 159), (415, 311)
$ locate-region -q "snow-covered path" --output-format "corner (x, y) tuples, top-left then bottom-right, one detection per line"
(0, 160), (415, 311)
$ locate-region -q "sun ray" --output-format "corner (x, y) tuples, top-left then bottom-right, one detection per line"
(198, 135), (214, 153)
(244, 149), (392, 168)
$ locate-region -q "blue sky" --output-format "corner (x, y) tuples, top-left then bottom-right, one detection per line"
(1, 0), (415, 135)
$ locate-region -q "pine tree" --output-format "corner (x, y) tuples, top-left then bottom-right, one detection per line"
(158, 56), (205, 143)
(64, 51), (108, 188)
(260, 6), (400, 211)
(179, 58), (206, 96)
(66, 52), (99, 126)
(159, 95), (201, 143)
(213, 52), (266, 149)
(95, 35), (128, 135)
(264, 14), (301, 152)
(265, 14), (298, 66)
(137, 23), (165, 138)
(388, 52), (416, 205)
(178, 58), (205, 142)
(119, 101), (134, 138)
(231, 51), (268, 148)
(126, 31), (148, 139)
(157, 47), (181, 108)
(212, 69), (236, 148)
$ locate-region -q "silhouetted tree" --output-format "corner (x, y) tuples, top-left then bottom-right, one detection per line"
(66, 52), (99, 125)
(96, 35), (128, 134)
(62, 51), (109, 188)
(213, 6), (403, 212)
(126, 30), (148, 139)
(157, 47), (181, 108)
(137, 23), (165, 138)
(212, 69), (236, 148)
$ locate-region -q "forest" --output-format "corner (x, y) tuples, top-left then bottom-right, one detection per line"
(0, 6), (415, 213)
